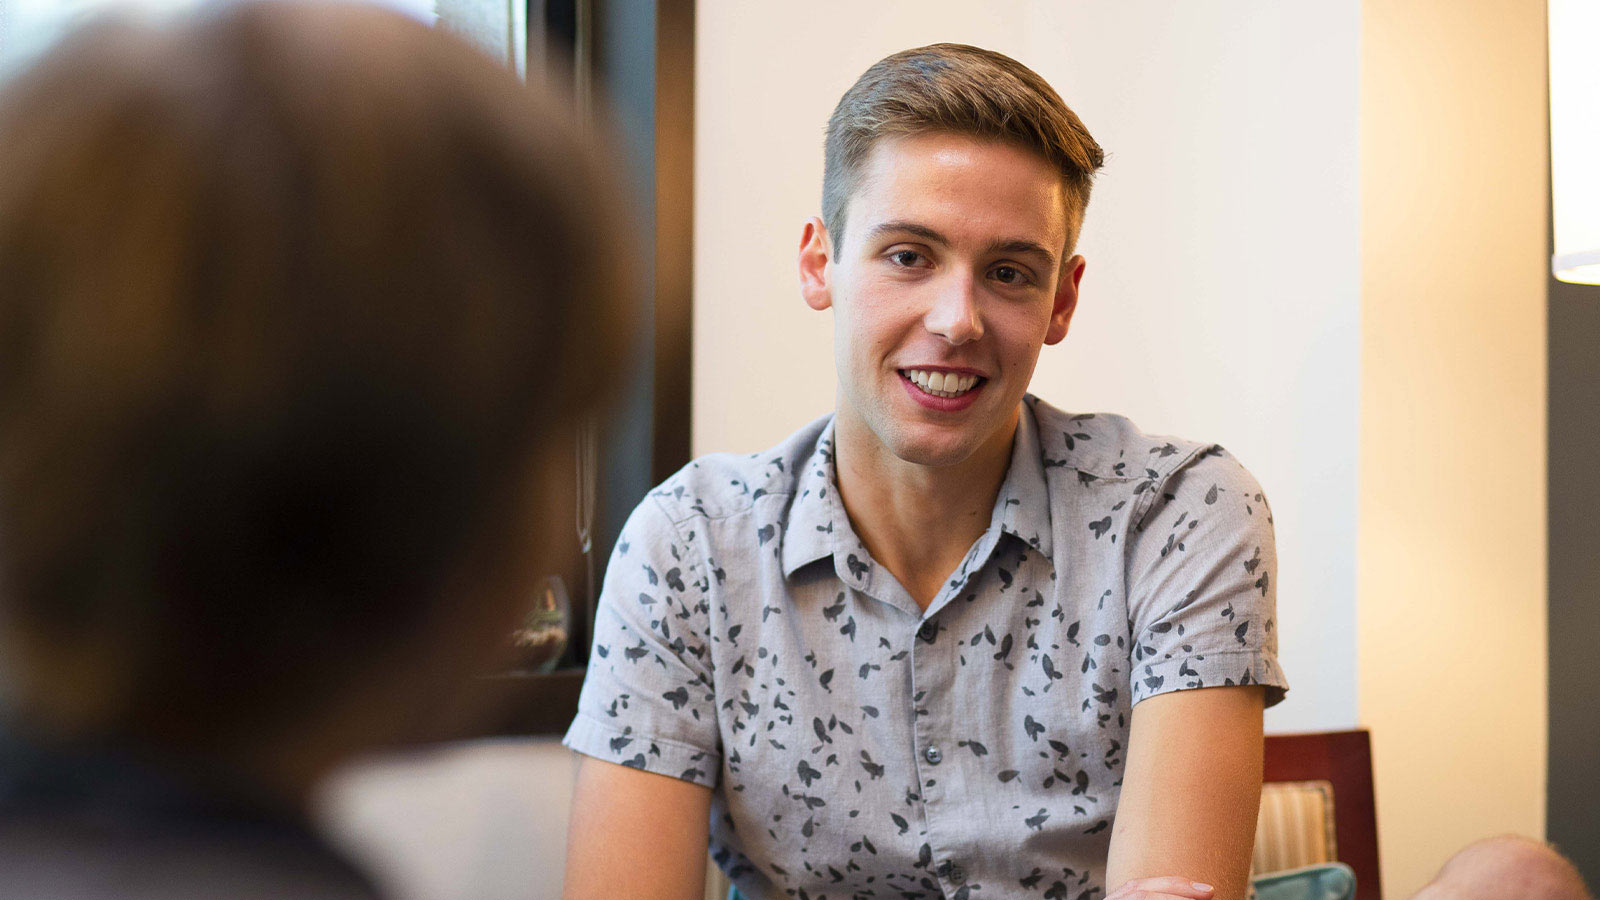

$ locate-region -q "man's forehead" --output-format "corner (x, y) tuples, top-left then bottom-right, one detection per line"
(849, 133), (1070, 252)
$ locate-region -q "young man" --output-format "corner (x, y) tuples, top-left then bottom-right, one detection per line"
(564, 45), (1284, 900)
(0, 4), (629, 896)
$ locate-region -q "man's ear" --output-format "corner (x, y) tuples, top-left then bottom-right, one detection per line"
(798, 217), (833, 311)
(1044, 254), (1085, 345)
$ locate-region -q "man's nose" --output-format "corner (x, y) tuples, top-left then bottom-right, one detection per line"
(923, 271), (984, 344)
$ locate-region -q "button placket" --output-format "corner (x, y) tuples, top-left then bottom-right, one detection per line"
(912, 624), (943, 783)
(910, 608), (959, 898)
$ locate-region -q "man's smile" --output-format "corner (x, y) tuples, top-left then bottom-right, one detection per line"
(897, 367), (987, 410)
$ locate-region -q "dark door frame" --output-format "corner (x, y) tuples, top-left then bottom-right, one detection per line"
(490, 0), (694, 736)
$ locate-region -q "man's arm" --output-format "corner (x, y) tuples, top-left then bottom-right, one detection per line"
(558, 489), (721, 900)
(563, 756), (713, 900)
(1109, 443), (1282, 899)
(1105, 685), (1266, 900)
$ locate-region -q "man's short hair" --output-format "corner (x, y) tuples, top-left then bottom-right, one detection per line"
(0, 3), (631, 749)
(823, 43), (1105, 255)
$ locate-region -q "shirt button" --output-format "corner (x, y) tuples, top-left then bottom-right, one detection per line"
(917, 621), (937, 642)
(948, 865), (967, 885)
(924, 745), (942, 765)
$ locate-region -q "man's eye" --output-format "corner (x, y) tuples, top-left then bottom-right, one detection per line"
(890, 250), (923, 267)
(992, 265), (1029, 285)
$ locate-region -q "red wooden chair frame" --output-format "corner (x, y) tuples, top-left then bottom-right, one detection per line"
(1263, 729), (1382, 900)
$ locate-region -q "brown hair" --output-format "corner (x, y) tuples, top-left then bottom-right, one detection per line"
(822, 43), (1105, 254)
(0, 3), (633, 752)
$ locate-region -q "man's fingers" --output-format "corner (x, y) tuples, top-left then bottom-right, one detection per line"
(1106, 875), (1216, 900)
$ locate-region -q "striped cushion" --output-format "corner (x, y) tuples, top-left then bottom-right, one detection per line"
(1253, 780), (1338, 875)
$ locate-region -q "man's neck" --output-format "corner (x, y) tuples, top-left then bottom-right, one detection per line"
(833, 405), (1019, 611)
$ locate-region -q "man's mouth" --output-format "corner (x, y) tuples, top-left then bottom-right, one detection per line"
(899, 368), (984, 398)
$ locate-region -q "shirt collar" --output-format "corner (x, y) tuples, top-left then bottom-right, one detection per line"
(994, 397), (1053, 559)
(780, 401), (1055, 580)
(780, 419), (842, 578)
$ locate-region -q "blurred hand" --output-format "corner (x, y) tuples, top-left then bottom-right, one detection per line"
(1106, 875), (1217, 900)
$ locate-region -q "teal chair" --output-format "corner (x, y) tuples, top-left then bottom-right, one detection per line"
(1253, 862), (1358, 900)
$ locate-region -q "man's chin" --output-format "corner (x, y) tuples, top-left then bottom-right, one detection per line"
(883, 430), (984, 469)
(882, 401), (1020, 469)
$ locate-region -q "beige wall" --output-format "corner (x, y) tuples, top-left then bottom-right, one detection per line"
(1358, 0), (1549, 896)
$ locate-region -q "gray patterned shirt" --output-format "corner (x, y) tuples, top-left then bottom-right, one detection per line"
(564, 395), (1287, 900)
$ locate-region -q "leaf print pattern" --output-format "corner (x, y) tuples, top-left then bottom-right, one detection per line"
(564, 396), (1286, 900)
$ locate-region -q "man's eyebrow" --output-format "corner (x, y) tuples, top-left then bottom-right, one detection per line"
(867, 220), (948, 244)
(984, 238), (1058, 268)
(868, 221), (1058, 269)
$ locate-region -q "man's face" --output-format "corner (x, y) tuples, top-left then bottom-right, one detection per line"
(800, 132), (1084, 469)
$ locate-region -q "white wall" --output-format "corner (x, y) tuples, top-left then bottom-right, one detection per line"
(1021, 3), (1363, 734)
(695, 0), (1362, 732)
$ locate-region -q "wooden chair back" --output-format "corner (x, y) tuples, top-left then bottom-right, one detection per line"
(1262, 729), (1382, 900)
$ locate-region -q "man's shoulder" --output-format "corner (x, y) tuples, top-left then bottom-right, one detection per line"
(1027, 396), (1269, 530)
(642, 413), (833, 527)
(1028, 396), (1218, 483)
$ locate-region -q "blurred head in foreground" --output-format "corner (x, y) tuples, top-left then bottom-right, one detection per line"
(0, 0), (630, 804)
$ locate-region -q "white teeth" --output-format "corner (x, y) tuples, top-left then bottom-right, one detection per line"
(903, 368), (981, 398)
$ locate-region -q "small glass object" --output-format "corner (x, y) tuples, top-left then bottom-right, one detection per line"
(508, 574), (570, 674)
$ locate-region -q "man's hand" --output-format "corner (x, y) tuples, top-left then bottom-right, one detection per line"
(562, 755), (712, 900)
(1106, 876), (1218, 900)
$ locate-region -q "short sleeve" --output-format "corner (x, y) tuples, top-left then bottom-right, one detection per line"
(1123, 447), (1288, 708)
(562, 494), (721, 787)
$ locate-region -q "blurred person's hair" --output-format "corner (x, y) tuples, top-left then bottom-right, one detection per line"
(0, 2), (632, 763)
(822, 43), (1105, 255)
